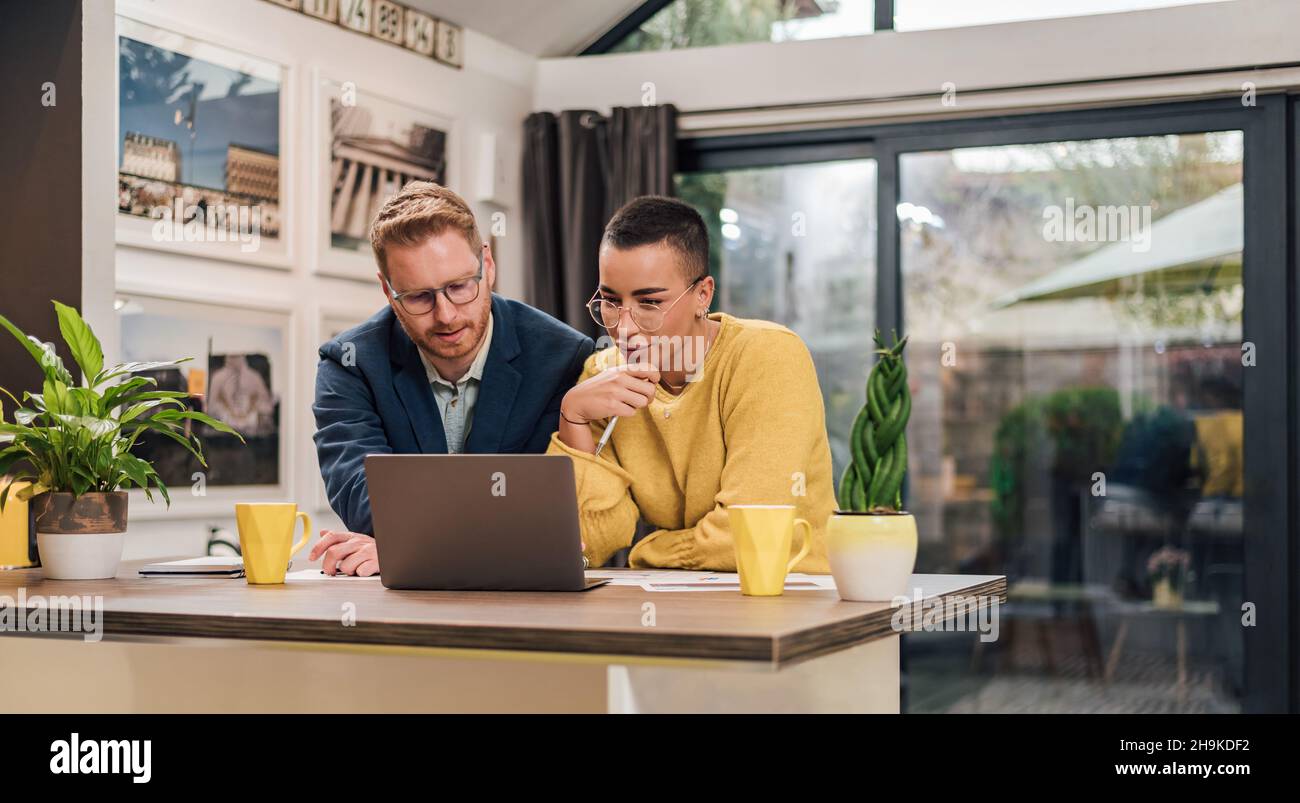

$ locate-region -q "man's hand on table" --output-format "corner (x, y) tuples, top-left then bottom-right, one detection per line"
(310, 529), (379, 576)
(306, 530), (585, 576)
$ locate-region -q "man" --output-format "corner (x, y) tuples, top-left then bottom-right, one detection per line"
(311, 181), (593, 575)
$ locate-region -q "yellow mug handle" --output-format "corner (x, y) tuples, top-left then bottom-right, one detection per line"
(786, 518), (812, 573)
(290, 510), (312, 559)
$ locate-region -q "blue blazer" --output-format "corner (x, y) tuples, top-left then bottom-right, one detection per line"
(313, 294), (593, 534)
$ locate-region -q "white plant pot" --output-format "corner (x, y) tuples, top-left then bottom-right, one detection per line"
(36, 531), (126, 580)
(826, 511), (918, 602)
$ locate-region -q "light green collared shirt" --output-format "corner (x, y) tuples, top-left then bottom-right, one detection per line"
(419, 313), (493, 454)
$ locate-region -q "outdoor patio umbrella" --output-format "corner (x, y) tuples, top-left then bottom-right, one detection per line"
(991, 183), (1242, 309)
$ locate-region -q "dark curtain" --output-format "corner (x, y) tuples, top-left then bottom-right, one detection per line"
(522, 104), (678, 335)
(521, 112), (563, 318)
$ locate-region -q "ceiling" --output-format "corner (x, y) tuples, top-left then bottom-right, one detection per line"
(405, 0), (647, 57)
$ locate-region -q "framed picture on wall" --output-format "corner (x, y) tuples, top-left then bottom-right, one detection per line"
(314, 73), (453, 281)
(115, 292), (294, 518)
(116, 15), (294, 268)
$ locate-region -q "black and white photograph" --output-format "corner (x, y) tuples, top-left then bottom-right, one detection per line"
(325, 78), (449, 260)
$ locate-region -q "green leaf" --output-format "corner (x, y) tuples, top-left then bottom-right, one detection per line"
(53, 300), (104, 385)
(71, 466), (96, 497)
(118, 390), (190, 403)
(119, 399), (169, 423)
(131, 461), (171, 507)
(33, 339), (74, 385)
(67, 386), (100, 417)
(155, 409), (245, 442)
(0, 449), (29, 477)
(0, 384), (21, 411)
(53, 414), (119, 439)
(151, 468), (171, 507)
(0, 317), (75, 384)
(99, 377), (163, 409)
(132, 422), (206, 464)
(15, 481), (47, 501)
(0, 311), (52, 373)
(95, 359), (192, 387)
(13, 408), (40, 425)
(117, 453), (150, 488)
(110, 389), (189, 413)
(42, 378), (69, 416)
(94, 440), (113, 479)
(0, 479), (33, 513)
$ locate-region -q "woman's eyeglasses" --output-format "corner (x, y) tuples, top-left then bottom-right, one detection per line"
(389, 251), (484, 315)
(587, 279), (700, 333)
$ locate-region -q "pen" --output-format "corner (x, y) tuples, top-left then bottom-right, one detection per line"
(594, 417), (618, 456)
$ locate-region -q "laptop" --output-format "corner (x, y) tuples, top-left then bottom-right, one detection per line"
(364, 454), (608, 591)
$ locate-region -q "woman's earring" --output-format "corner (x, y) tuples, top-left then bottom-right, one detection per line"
(696, 309), (705, 319)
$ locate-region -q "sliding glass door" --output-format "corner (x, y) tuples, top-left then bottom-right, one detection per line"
(677, 96), (1292, 713)
(900, 132), (1247, 712)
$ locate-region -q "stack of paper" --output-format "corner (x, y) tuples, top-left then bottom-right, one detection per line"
(585, 569), (837, 593)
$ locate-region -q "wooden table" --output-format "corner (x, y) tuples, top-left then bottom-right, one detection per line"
(1103, 597), (1221, 703)
(0, 560), (1004, 713)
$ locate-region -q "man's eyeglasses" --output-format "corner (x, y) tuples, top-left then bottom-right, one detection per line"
(587, 278), (700, 333)
(389, 250), (484, 315)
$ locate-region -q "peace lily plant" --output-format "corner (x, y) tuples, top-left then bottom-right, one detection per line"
(0, 301), (241, 579)
(825, 330), (919, 601)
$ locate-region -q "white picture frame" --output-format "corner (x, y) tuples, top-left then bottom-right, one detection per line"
(312, 69), (455, 282)
(114, 287), (297, 520)
(310, 305), (382, 513)
(115, 13), (296, 270)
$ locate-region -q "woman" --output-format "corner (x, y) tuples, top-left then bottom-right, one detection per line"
(549, 196), (835, 572)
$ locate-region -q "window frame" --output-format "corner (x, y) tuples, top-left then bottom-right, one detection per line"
(580, 0), (897, 56)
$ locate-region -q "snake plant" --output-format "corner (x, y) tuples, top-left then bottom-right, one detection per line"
(838, 329), (911, 513)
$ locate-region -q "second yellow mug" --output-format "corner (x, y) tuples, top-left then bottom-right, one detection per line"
(728, 504), (812, 596)
(235, 502), (310, 584)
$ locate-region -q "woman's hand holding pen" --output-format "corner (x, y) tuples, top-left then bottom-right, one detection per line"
(558, 363), (660, 453)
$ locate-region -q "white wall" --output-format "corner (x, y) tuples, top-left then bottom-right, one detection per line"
(84, 0), (118, 364)
(96, 0), (537, 558)
(534, 0), (1300, 132)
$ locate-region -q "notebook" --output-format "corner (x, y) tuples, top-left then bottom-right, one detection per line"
(138, 556), (247, 577)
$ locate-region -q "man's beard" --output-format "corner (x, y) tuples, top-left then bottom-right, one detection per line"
(410, 301), (490, 362)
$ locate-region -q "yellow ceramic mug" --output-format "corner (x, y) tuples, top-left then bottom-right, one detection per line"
(728, 504), (813, 596)
(235, 503), (310, 584)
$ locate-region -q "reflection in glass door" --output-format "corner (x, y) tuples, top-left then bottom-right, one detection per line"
(898, 132), (1246, 712)
(676, 160), (877, 480)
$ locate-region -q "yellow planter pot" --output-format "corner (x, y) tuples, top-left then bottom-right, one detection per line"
(1, 481), (36, 569)
(825, 511), (918, 602)
(1152, 577), (1184, 609)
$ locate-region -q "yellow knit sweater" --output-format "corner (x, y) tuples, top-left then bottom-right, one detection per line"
(547, 312), (834, 572)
